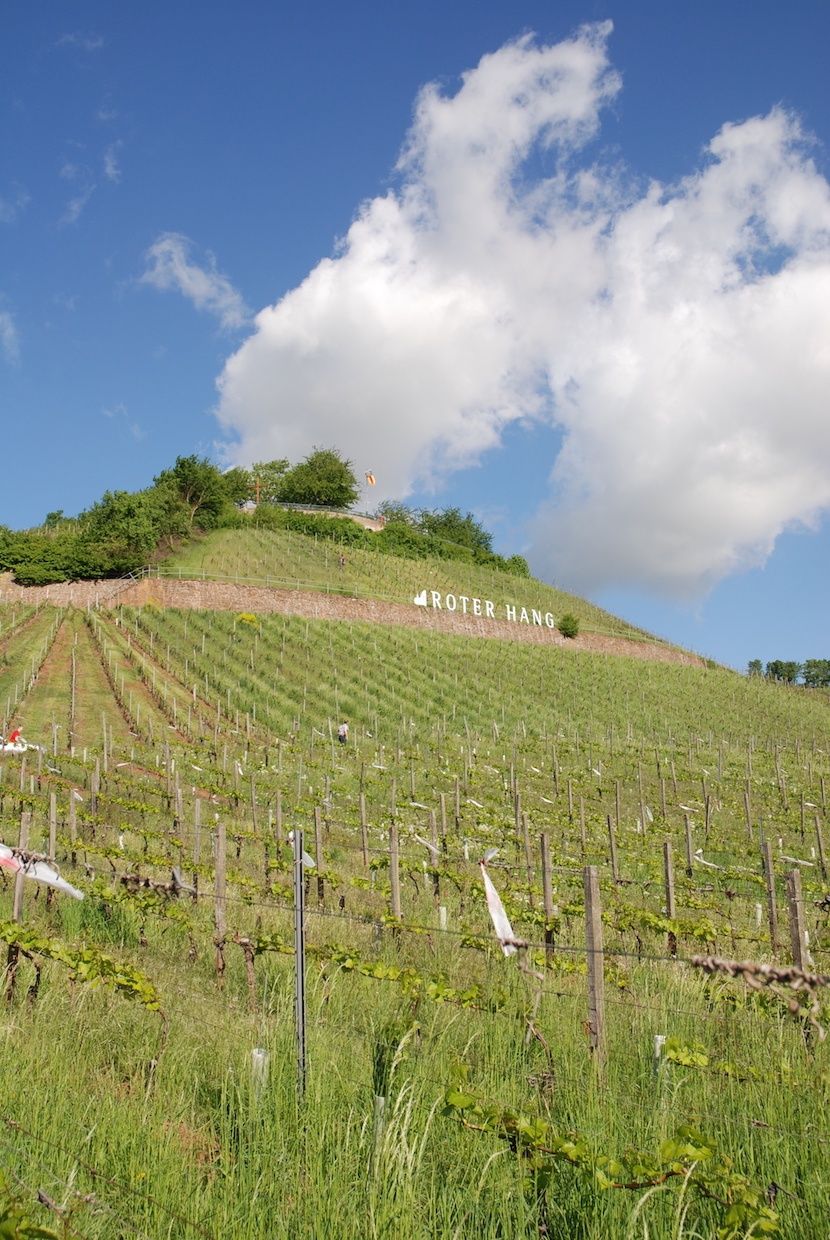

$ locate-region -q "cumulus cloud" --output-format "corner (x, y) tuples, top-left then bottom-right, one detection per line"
(0, 309), (20, 364)
(214, 22), (830, 597)
(141, 233), (250, 331)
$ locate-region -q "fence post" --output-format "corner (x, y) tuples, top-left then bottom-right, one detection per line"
(213, 820), (227, 981)
(521, 812), (535, 907)
(786, 869), (807, 968)
(761, 840), (779, 956)
(314, 806), (325, 904)
(68, 792), (77, 866)
(429, 809), (440, 899)
(663, 839), (677, 957)
(389, 823), (402, 922)
(6, 811), (31, 1000)
(192, 798), (201, 902)
(541, 833), (555, 962)
(293, 827), (307, 1102)
(274, 789), (283, 859)
(684, 814), (693, 878)
(583, 866), (605, 1065)
(606, 815), (620, 883)
(815, 813), (827, 882)
(359, 793), (368, 867)
(48, 792), (57, 864)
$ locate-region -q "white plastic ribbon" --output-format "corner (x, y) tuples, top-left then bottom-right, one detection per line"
(0, 843), (84, 899)
(479, 858), (517, 957)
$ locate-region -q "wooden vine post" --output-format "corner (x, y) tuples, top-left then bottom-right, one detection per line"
(815, 813), (827, 882)
(192, 798), (201, 902)
(540, 833), (555, 963)
(521, 812), (534, 907)
(583, 866), (605, 1066)
(389, 823), (402, 923)
(786, 869), (807, 969)
(606, 815), (620, 884)
(354, 791), (365, 868)
(314, 806), (325, 904)
(761, 840), (779, 956)
(663, 839), (677, 957)
(6, 811), (30, 1000)
(213, 820), (227, 981)
(429, 809), (440, 899)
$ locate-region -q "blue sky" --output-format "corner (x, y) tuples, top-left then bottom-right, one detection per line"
(2, 2), (829, 672)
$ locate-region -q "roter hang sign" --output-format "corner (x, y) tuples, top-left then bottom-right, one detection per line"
(413, 589), (556, 629)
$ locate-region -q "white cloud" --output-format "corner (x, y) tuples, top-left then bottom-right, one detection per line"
(214, 23), (830, 597)
(103, 402), (144, 441)
(56, 32), (104, 52)
(0, 309), (20, 364)
(141, 233), (249, 331)
(103, 141), (122, 183)
(60, 184), (95, 226)
(0, 184), (29, 224)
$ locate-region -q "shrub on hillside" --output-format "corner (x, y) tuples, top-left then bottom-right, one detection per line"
(557, 613), (580, 639)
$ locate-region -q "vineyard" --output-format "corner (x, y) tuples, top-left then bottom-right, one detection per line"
(0, 579), (828, 1237)
(163, 527), (662, 643)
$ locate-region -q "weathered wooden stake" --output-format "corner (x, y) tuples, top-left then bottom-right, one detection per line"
(293, 827), (307, 1101)
(583, 866), (605, 1064)
(606, 814), (619, 883)
(815, 813), (827, 882)
(761, 840), (779, 955)
(48, 792), (57, 863)
(786, 869), (807, 969)
(314, 806), (325, 904)
(663, 839), (677, 957)
(213, 821), (227, 980)
(359, 792), (368, 867)
(541, 833), (554, 962)
(389, 823), (402, 922)
(684, 814), (693, 878)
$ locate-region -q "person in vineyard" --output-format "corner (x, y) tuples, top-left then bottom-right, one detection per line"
(6, 726), (22, 746)
(337, 721), (349, 745)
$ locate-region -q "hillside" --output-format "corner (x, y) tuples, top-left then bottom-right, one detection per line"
(0, 564), (827, 1236)
(164, 527), (664, 644)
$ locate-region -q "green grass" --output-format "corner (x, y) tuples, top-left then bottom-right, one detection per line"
(0, 590), (828, 1237)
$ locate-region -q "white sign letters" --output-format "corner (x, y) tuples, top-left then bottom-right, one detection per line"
(414, 589), (555, 630)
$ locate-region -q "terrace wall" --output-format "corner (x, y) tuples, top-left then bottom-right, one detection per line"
(0, 575), (704, 668)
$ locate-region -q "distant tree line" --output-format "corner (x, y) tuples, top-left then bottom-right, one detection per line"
(0, 447), (529, 584)
(747, 659), (830, 687)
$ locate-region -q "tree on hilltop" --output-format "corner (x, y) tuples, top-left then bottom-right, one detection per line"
(250, 459), (290, 504)
(277, 448), (359, 509)
(153, 456), (228, 532)
(418, 506), (493, 553)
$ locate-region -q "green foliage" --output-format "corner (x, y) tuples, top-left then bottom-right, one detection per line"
(802, 658), (830, 687)
(250, 458), (290, 503)
(557, 612), (580, 638)
(765, 659), (801, 684)
(747, 658), (763, 677)
(0, 1177), (58, 1238)
(0, 920), (162, 1013)
(442, 1075), (780, 1238)
(277, 447), (359, 508)
(417, 506), (492, 553)
(153, 455), (229, 532)
(376, 500), (418, 527)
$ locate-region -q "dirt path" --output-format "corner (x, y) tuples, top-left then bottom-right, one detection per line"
(0, 576), (704, 668)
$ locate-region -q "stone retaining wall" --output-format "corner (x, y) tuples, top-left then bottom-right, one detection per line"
(0, 574), (704, 668)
